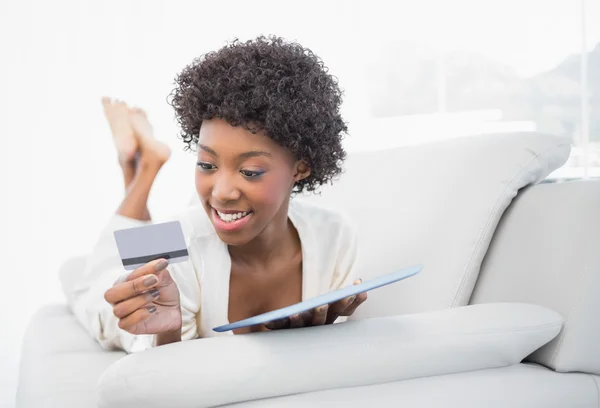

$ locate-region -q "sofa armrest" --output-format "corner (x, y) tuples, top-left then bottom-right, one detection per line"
(98, 303), (562, 408)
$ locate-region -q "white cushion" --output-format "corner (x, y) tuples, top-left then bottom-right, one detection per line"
(97, 303), (563, 408)
(471, 179), (600, 375)
(299, 132), (569, 317)
(228, 364), (599, 408)
(16, 305), (124, 408)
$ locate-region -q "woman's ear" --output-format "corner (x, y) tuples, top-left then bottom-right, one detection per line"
(293, 160), (311, 183)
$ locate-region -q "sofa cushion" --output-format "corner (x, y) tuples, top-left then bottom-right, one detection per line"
(470, 179), (600, 375)
(298, 132), (569, 318)
(16, 304), (125, 408)
(97, 302), (562, 408)
(225, 364), (599, 408)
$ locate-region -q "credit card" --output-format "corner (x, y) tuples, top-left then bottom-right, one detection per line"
(113, 221), (189, 270)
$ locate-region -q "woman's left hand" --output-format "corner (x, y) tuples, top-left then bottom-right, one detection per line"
(263, 279), (368, 330)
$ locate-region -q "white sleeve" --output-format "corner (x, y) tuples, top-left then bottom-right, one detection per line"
(328, 217), (360, 290)
(166, 255), (201, 344)
(68, 213), (200, 354)
(328, 217), (360, 324)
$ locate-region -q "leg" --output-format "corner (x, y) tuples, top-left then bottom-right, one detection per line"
(125, 106), (171, 220)
(128, 107), (171, 165)
(118, 159), (162, 221)
(102, 97), (139, 189)
(102, 98), (172, 220)
(120, 152), (140, 190)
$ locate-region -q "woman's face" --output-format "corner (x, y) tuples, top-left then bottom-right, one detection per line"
(195, 119), (309, 246)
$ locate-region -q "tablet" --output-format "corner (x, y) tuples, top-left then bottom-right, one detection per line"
(213, 264), (423, 332)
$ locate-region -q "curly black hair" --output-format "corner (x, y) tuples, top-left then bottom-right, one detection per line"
(167, 35), (348, 194)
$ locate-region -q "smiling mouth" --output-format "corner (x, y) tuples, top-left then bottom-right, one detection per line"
(214, 209), (252, 223)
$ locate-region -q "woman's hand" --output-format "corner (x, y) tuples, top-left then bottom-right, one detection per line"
(103, 258), (182, 337)
(264, 279), (368, 330)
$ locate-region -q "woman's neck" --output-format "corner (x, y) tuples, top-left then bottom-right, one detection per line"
(228, 205), (299, 269)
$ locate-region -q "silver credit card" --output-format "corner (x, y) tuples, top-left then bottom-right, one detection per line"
(113, 221), (189, 270)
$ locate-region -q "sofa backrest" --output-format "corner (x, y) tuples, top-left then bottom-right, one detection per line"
(298, 132), (569, 319)
(470, 179), (600, 375)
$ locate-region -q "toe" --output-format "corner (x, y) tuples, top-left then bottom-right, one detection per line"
(131, 107), (146, 117)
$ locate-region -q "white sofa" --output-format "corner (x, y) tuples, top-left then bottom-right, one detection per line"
(16, 132), (600, 407)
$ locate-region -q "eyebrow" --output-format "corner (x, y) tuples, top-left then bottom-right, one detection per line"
(198, 144), (218, 156)
(198, 144), (272, 159)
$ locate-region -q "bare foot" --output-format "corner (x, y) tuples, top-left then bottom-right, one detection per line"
(102, 97), (139, 164)
(129, 107), (171, 166)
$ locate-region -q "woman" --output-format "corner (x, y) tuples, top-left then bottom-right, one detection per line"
(70, 36), (367, 353)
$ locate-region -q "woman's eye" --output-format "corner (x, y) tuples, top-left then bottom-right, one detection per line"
(240, 169), (264, 178)
(197, 162), (216, 171)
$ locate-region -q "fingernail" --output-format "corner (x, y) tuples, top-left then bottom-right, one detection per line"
(154, 259), (169, 272)
(318, 305), (328, 313)
(149, 289), (160, 298)
(347, 296), (356, 304)
(148, 306), (157, 313)
(144, 275), (158, 287)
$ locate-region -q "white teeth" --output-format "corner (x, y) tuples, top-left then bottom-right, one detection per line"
(216, 210), (249, 223)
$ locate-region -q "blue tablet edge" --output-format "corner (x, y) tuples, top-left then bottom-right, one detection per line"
(213, 264), (423, 332)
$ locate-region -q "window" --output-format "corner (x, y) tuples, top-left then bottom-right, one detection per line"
(346, 0), (599, 181)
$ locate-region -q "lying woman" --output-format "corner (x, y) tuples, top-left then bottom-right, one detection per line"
(69, 35), (367, 353)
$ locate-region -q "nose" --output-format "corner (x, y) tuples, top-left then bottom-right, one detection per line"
(211, 171), (241, 203)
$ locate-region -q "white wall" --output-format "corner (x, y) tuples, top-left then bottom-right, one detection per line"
(0, 0), (596, 406)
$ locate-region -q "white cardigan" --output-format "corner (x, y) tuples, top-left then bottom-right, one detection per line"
(68, 198), (359, 353)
